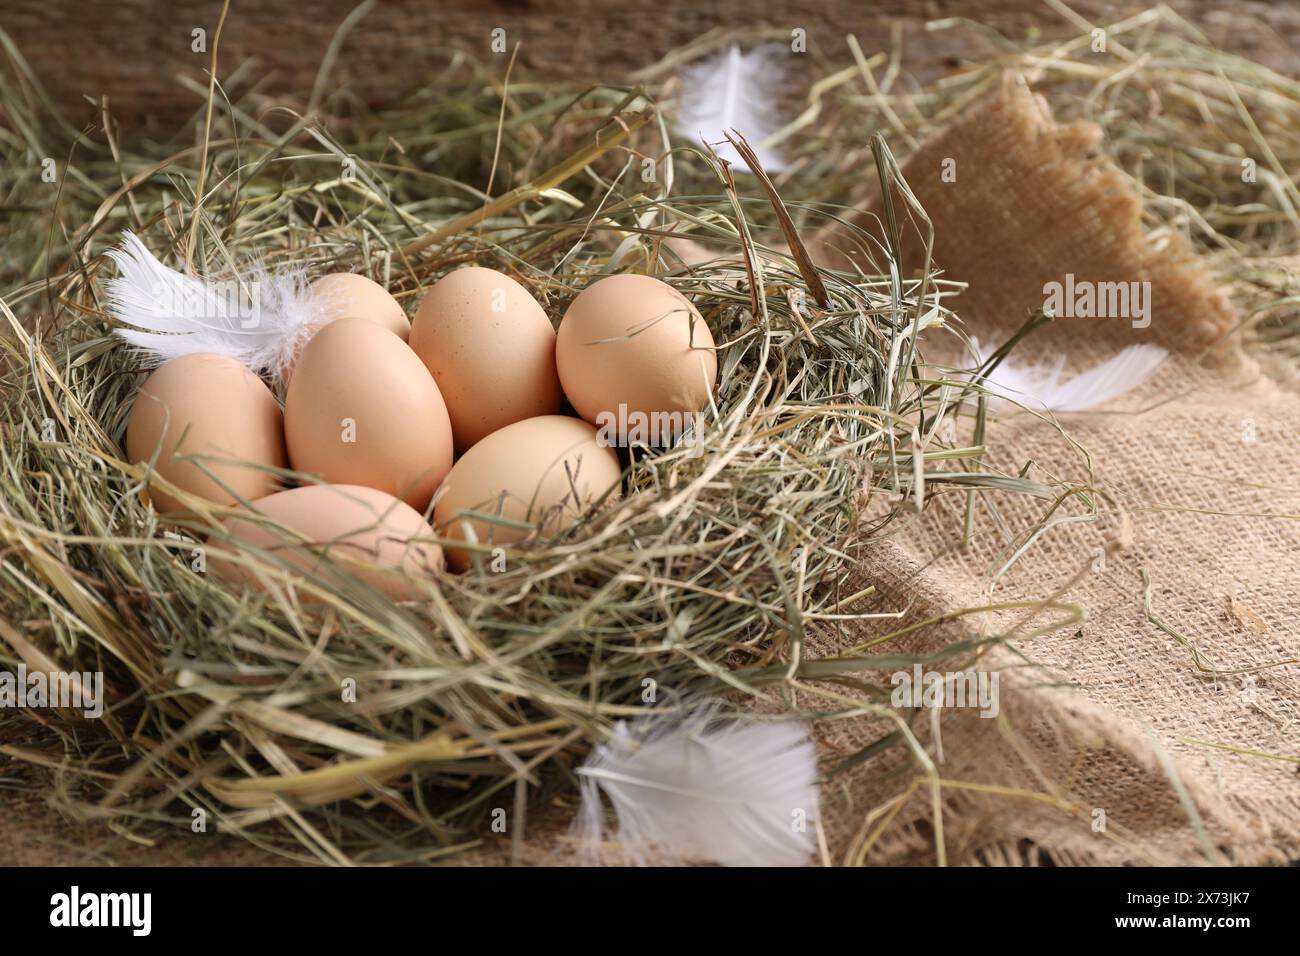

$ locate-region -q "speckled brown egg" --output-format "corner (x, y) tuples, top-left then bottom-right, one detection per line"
(279, 273), (410, 383)
(432, 415), (622, 571)
(556, 273), (717, 440)
(409, 266), (562, 452)
(213, 484), (444, 600)
(126, 352), (286, 515)
(284, 317), (453, 512)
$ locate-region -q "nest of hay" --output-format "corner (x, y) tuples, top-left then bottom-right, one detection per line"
(0, 42), (1048, 863)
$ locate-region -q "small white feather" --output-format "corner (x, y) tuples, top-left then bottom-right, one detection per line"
(677, 45), (788, 173)
(575, 702), (819, 866)
(971, 339), (1168, 412)
(106, 232), (324, 379)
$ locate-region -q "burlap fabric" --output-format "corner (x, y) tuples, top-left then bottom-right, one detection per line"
(509, 71), (1300, 866)
(802, 72), (1300, 866)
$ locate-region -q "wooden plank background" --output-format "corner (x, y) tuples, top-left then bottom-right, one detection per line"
(3, 0), (1297, 135)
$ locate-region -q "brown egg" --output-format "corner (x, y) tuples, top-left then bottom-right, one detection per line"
(126, 352), (286, 515)
(213, 484), (443, 600)
(433, 415), (622, 571)
(556, 273), (717, 441)
(280, 273), (409, 383)
(410, 266), (562, 452)
(284, 317), (453, 512)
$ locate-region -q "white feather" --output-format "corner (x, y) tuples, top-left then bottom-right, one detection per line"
(677, 45), (787, 173)
(575, 702), (819, 866)
(971, 339), (1169, 412)
(106, 232), (324, 379)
